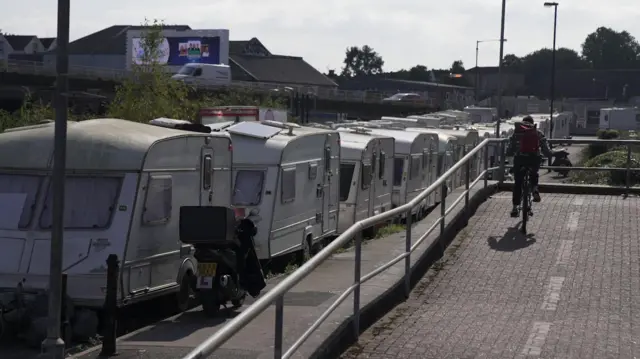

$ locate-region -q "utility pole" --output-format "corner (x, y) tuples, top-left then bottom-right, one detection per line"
(495, 0), (507, 138)
(41, 0), (69, 358)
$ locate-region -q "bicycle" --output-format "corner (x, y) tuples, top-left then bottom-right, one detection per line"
(519, 165), (535, 234)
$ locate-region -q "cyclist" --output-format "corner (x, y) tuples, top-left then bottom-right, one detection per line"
(506, 115), (552, 217)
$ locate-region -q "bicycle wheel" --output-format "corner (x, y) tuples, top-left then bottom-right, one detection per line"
(521, 170), (529, 234)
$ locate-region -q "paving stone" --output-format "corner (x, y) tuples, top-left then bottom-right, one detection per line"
(342, 193), (640, 359)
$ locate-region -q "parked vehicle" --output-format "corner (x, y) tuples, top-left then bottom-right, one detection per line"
(225, 121), (340, 259)
(178, 206), (266, 317)
(381, 93), (425, 105)
(171, 63), (231, 86)
(401, 128), (457, 201)
(0, 118), (233, 342)
(551, 148), (572, 177)
(352, 128), (435, 218)
(335, 128), (395, 235)
(599, 107), (640, 131)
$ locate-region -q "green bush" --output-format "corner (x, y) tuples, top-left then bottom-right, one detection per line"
(571, 149), (640, 186)
(596, 129), (620, 139)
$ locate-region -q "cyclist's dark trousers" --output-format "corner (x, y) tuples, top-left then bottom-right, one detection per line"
(512, 155), (540, 206)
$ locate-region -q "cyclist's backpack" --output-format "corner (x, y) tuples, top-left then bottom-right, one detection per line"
(515, 121), (540, 154)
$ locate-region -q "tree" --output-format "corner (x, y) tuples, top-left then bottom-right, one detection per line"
(450, 60), (465, 74)
(582, 27), (640, 69)
(502, 54), (522, 68)
(341, 45), (384, 77)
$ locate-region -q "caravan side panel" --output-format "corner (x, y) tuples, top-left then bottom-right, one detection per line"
(123, 137), (204, 300)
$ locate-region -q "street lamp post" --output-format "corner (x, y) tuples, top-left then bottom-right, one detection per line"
(475, 39), (506, 104)
(495, 0), (507, 138)
(41, 0), (70, 358)
(544, 1), (559, 139)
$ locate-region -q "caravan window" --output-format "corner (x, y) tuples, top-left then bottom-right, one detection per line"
(409, 155), (422, 180)
(339, 163), (355, 201)
(361, 163), (372, 190)
(233, 170), (264, 206)
(393, 158), (404, 186)
(281, 167), (296, 203)
(40, 176), (121, 229)
(379, 151), (386, 180)
(141, 175), (172, 225)
(324, 147), (331, 172)
(202, 155), (212, 190)
(0, 174), (43, 229)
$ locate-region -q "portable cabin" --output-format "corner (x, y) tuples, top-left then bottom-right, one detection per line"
(464, 106), (497, 123)
(0, 118), (233, 336)
(334, 128), (395, 234)
(599, 108), (640, 131)
(353, 128), (434, 217)
(551, 112), (572, 138)
(225, 121), (340, 259)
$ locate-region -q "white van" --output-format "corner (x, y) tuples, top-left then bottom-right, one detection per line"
(225, 121), (340, 259)
(0, 118), (232, 338)
(335, 128), (395, 235)
(171, 63), (231, 86)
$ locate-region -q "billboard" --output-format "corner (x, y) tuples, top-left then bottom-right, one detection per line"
(131, 36), (221, 66)
(126, 29), (229, 70)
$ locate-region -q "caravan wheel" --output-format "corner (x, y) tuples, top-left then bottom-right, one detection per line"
(176, 271), (195, 312)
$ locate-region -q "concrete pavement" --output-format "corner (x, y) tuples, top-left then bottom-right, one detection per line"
(342, 193), (640, 359)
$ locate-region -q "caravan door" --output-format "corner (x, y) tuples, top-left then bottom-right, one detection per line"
(321, 135), (340, 235)
(200, 147), (214, 205)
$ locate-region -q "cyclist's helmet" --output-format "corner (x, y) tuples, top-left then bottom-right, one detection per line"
(522, 116), (534, 124)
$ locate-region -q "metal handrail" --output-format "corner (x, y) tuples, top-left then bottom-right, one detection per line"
(2, 59), (443, 106)
(181, 138), (500, 359)
(182, 136), (640, 359)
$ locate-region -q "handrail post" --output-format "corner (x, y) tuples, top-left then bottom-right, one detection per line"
(353, 230), (362, 338)
(625, 144), (632, 197)
(498, 140), (506, 184)
(274, 295), (284, 359)
(465, 160), (470, 211)
(439, 182), (446, 252)
(483, 145), (489, 188)
(404, 209), (412, 298)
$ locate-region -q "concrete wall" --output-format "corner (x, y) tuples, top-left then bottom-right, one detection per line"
(43, 54), (127, 70)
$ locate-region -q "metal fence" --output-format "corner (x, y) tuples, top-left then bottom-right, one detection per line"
(182, 137), (640, 359)
(1, 60), (438, 106)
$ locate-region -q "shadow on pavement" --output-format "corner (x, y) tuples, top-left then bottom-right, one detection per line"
(124, 308), (242, 343)
(487, 224), (536, 252)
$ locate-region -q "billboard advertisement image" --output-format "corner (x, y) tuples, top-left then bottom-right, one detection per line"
(132, 36), (221, 66)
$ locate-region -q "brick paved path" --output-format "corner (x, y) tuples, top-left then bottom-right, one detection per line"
(342, 193), (640, 359)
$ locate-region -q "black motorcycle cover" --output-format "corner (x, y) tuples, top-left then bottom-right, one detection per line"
(237, 219), (267, 297)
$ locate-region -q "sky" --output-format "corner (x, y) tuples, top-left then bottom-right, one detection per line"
(2, 0), (640, 72)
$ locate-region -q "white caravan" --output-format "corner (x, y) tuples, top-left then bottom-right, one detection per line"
(402, 128), (457, 200)
(0, 118), (232, 337)
(422, 128), (480, 182)
(353, 128), (434, 217)
(225, 121), (340, 259)
(599, 108), (640, 131)
(335, 128), (395, 234)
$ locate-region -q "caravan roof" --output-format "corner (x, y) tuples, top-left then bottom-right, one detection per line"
(0, 118), (220, 171)
(403, 128), (456, 152)
(337, 130), (393, 160)
(346, 128), (426, 154)
(226, 122), (336, 165)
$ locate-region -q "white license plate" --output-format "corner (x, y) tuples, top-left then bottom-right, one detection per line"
(196, 276), (214, 289)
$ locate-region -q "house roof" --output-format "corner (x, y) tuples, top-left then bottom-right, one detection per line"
(230, 54), (337, 87)
(40, 37), (56, 49)
(4, 35), (36, 50)
(66, 25), (191, 55)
